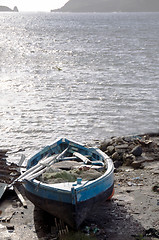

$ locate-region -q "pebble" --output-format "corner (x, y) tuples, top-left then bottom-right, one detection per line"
(6, 225), (15, 231)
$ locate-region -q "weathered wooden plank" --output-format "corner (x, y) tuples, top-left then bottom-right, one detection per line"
(73, 152), (91, 164)
(14, 186), (27, 208)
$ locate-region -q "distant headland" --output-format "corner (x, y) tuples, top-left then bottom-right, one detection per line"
(0, 6), (18, 12)
(51, 0), (159, 12)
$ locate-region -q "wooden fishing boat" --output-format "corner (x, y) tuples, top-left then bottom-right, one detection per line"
(22, 138), (114, 229)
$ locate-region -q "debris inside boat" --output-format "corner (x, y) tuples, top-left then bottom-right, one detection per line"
(38, 160), (105, 184)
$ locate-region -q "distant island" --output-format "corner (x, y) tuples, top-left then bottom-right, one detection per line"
(0, 6), (18, 12)
(52, 0), (159, 12)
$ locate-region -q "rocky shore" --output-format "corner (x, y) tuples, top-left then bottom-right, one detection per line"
(99, 132), (159, 170)
(0, 133), (159, 239)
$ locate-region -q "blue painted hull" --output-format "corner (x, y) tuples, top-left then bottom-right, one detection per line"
(24, 138), (114, 228)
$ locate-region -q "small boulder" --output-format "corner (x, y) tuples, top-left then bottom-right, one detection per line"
(123, 154), (136, 166)
(107, 145), (115, 155)
(99, 141), (110, 152)
(115, 144), (129, 154)
(112, 151), (120, 161)
(114, 160), (122, 168)
(131, 161), (142, 169)
(152, 185), (159, 193)
(114, 137), (126, 145)
(131, 145), (142, 156)
(6, 225), (15, 231)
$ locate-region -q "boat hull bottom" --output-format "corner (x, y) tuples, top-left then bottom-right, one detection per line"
(25, 184), (114, 229)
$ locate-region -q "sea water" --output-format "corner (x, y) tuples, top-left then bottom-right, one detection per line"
(0, 12), (159, 160)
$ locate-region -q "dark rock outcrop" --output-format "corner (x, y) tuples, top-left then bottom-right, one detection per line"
(13, 6), (18, 12)
(52, 0), (159, 12)
(0, 6), (18, 12)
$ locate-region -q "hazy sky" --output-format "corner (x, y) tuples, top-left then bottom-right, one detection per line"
(0, 0), (69, 11)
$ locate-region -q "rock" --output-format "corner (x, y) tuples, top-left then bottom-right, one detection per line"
(53, 0), (159, 13)
(114, 137), (126, 145)
(115, 144), (129, 154)
(117, 202), (125, 207)
(152, 185), (159, 193)
(99, 141), (110, 152)
(131, 161), (142, 169)
(131, 145), (142, 156)
(12, 201), (19, 208)
(147, 141), (158, 150)
(6, 225), (15, 231)
(13, 6), (18, 12)
(107, 145), (115, 155)
(127, 181), (134, 186)
(0, 6), (18, 12)
(145, 228), (159, 238)
(128, 143), (137, 150)
(123, 136), (134, 142)
(112, 152), (120, 161)
(114, 160), (122, 169)
(123, 154), (136, 166)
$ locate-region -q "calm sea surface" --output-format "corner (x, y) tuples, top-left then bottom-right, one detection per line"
(0, 12), (159, 160)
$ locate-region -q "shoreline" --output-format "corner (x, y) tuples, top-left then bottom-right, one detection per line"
(0, 133), (159, 239)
